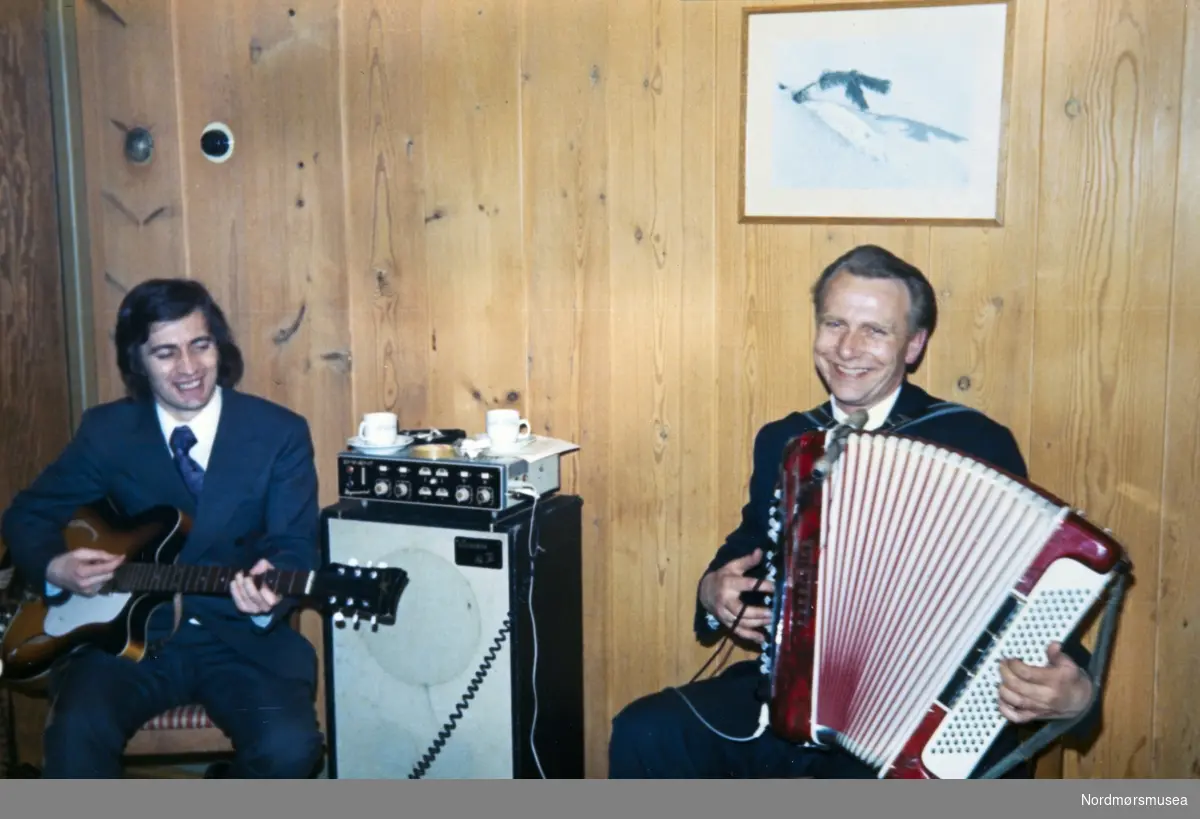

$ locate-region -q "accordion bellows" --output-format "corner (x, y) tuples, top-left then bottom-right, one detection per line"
(762, 429), (1128, 779)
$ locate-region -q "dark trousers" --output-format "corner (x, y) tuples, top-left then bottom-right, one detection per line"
(41, 620), (323, 779)
(608, 660), (1032, 779)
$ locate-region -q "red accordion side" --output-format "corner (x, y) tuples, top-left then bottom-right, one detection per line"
(766, 431), (826, 744)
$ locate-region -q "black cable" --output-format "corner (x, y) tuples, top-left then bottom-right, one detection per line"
(408, 615), (513, 779)
(408, 490), (544, 780)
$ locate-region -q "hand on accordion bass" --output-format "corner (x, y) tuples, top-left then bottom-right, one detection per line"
(996, 641), (1095, 725)
(698, 547), (775, 643)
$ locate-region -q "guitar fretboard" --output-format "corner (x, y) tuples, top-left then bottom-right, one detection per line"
(112, 563), (312, 597)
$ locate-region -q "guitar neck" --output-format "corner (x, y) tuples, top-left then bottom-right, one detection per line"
(111, 563), (313, 597)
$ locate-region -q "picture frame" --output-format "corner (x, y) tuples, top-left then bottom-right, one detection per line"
(739, 0), (1015, 225)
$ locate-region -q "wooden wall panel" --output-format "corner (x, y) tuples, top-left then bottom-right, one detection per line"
(0, 0), (73, 772)
(1154, 2), (1200, 780)
(604, 0), (688, 727)
(676, 0), (718, 682)
(48, 0), (1200, 779)
(341, 0), (430, 428)
(421, 0), (527, 427)
(518, 0), (613, 776)
(1031, 0), (1185, 780)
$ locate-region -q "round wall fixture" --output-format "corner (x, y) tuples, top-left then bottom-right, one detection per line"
(124, 127), (154, 164)
(200, 122), (235, 163)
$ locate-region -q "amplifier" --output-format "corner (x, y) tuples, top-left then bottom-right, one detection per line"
(321, 494), (586, 779)
(337, 430), (578, 514)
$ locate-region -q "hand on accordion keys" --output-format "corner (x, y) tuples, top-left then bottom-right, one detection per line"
(698, 548), (775, 643)
(996, 641), (1095, 724)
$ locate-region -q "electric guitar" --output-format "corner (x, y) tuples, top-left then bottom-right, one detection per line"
(0, 500), (408, 692)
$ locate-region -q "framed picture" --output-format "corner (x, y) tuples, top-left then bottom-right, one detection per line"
(739, 0), (1014, 225)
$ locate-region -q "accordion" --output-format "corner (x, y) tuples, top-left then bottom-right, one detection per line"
(760, 425), (1130, 779)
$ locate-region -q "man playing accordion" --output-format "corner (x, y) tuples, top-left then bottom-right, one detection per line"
(608, 245), (1100, 779)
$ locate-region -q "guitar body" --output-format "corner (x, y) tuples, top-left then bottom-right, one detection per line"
(0, 502), (190, 692)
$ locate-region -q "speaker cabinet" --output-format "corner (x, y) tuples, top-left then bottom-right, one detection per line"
(320, 494), (584, 779)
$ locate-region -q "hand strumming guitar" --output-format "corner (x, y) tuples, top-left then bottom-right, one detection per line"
(230, 558), (281, 615)
(45, 548), (125, 597)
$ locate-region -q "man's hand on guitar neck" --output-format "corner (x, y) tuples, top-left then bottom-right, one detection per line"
(230, 558), (282, 616)
(45, 548), (125, 597)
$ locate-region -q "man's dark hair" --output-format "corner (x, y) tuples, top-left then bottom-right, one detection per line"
(114, 278), (244, 402)
(810, 244), (938, 338)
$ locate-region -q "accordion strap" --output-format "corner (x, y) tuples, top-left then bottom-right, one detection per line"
(975, 569), (1131, 779)
(806, 400), (983, 436)
(887, 402), (983, 433)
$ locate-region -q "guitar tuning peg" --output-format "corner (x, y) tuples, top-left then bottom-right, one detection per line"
(351, 613), (360, 628)
(348, 558), (359, 567)
(366, 560), (374, 568)
(377, 562), (388, 569)
(332, 611), (346, 626)
(370, 615), (378, 630)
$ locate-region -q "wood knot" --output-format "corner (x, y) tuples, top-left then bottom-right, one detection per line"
(506, 391), (520, 403)
(956, 375), (972, 391)
(1064, 97), (1082, 118)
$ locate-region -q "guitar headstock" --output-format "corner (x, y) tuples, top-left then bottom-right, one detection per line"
(314, 559), (408, 630)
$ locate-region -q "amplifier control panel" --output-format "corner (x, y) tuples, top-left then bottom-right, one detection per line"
(339, 455), (511, 511)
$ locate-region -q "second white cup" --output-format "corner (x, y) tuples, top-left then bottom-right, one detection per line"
(486, 409), (531, 447)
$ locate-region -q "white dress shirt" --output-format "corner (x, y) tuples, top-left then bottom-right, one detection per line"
(830, 383), (902, 432)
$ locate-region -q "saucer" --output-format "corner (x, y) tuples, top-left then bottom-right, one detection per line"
(347, 434), (414, 455)
(485, 435), (536, 455)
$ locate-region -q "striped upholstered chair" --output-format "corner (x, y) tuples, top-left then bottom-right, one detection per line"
(123, 703), (234, 759)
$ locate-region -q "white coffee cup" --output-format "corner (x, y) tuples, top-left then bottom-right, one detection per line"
(358, 412), (398, 445)
(486, 409), (531, 448)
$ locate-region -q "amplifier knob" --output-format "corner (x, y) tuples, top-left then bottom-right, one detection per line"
(373, 479), (389, 496)
(477, 487), (493, 505)
(455, 486), (472, 503)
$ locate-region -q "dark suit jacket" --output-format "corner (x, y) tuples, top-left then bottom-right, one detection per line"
(0, 388), (320, 686)
(694, 381), (1102, 774)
